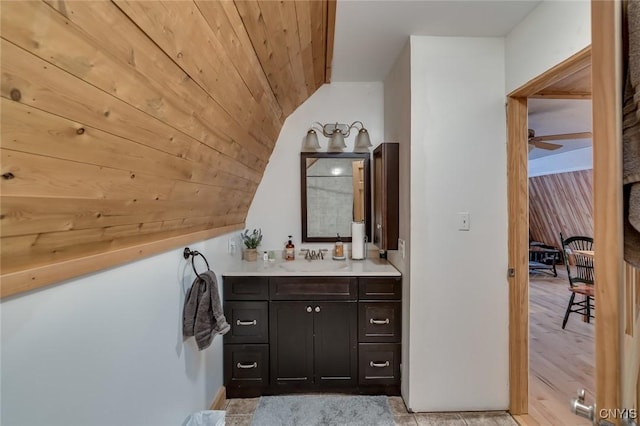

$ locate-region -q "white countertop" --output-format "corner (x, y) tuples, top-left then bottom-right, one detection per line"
(223, 256), (401, 277)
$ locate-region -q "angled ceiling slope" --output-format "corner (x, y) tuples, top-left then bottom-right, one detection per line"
(0, 0), (336, 297)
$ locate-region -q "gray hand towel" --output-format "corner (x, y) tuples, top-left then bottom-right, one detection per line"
(624, 0), (640, 267)
(183, 270), (230, 350)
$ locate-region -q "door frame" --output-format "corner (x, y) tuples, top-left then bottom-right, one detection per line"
(507, 0), (622, 417)
(591, 0), (623, 419)
(506, 45), (592, 414)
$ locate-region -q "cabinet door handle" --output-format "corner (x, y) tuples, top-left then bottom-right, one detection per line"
(306, 306), (312, 313)
(370, 318), (390, 325)
(314, 306), (320, 313)
(236, 362), (258, 369)
(370, 361), (390, 368)
(236, 319), (257, 326)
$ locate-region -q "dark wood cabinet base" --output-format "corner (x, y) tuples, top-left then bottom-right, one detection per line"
(223, 275), (402, 398)
(226, 384), (401, 399)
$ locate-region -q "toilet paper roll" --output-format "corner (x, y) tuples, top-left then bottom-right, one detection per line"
(351, 221), (365, 260)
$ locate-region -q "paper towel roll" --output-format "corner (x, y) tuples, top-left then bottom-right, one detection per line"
(351, 221), (365, 260)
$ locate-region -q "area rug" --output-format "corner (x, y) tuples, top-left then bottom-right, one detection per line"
(251, 394), (394, 426)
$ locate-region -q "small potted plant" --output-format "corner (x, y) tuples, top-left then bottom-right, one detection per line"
(240, 228), (262, 262)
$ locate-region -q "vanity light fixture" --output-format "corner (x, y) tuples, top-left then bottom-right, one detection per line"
(303, 121), (372, 153)
(302, 129), (321, 152)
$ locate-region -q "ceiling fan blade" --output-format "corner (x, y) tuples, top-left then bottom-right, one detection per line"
(533, 141), (563, 150)
(529, 131), (592, 143)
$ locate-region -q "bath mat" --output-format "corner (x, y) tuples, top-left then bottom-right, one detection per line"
(251, 394), (394, 426)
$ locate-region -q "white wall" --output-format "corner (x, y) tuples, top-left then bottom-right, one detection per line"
(529, 147), (593, 177)
(1, 233), (238, 426)
(408, 36), (509, 411)
(383, 41), (411, 399)
(245, 82), (384, 252)
(505, 0), (591, 93)
(1, 83), (384, 426)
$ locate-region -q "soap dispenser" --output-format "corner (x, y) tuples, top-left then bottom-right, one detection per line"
(333, 234), (345, 260)
(285, 236), (295, 261)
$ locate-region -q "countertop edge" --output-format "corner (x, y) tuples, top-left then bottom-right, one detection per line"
(222, 271), (402, 277)
(220, 258), (401, 277)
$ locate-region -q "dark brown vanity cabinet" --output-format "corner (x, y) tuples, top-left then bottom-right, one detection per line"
(373, 142), (399, 250)
(223, 277), (269, 397)
(269, 276), (358, 391)
(270, 301), (357, 390)
(357, 277), (402, 388)
(223, 275), (401, 398)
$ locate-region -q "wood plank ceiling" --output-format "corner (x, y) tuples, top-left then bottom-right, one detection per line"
(0, 0), (336, 297)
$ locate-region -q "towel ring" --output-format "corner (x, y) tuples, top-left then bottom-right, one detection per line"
(183, 247), (210, 279)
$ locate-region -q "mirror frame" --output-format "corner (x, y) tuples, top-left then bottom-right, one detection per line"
(300, 152), (371, 243)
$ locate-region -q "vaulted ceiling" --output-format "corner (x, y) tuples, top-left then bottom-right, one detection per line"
(0, 0), (336, 296)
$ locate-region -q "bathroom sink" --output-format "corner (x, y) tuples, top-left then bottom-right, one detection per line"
(276, 260), (351, 273)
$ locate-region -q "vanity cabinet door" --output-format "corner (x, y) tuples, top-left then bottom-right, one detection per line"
(224, 301), (268, 344)
(224, 276), (268, 300)
(270, 300), (357, 389)
(313, 301), (358, 387)
(359, 277), (402, 300)
(358, 343), (401, 386)
(270, 301), (314, 388)
(224, 344), (269, 397)
(373, 143), (399, 250)
(358, 301), (401, 343)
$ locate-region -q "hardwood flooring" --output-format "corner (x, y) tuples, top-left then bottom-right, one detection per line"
(527, 269), (595, 425)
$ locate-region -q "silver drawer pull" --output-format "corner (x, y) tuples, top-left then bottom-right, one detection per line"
(370, 361), (390, 368)
(370, 318), (390, 325)
(236, 319), (257, 326)
(236, 362), (257, 369)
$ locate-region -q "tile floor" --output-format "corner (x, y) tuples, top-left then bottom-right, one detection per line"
(224, 396), (518, 426)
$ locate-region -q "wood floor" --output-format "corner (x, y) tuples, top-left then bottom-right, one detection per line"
(527, 268), (595, 425)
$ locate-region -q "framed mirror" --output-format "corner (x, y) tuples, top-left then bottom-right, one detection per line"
(301, 152), (371, 242)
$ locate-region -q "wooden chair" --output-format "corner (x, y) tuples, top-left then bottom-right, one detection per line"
(559, 233), (595, 329)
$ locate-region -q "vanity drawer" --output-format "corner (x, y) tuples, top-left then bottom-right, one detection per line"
(223, 276), (269, 300)
(224, 301), (268, 344)
(270, 277), (357, 300)
(358, 277), (402, 300)
(358, 343), (401, 386)
(359, 302), (401, 342)
(224, 344), (269, 396)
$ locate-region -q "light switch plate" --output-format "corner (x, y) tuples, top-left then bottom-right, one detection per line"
(398, 238), (405, 259)
(458, 212), (470, 231)
(228, 238), (237, 255)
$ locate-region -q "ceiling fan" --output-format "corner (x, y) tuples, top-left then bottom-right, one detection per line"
(527, 129), (592, 152)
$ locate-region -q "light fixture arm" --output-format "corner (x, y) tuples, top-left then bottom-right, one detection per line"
(349, 121), (365, 131)
(303, 120), (371, 152)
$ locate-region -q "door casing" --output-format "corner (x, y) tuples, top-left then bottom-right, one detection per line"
(508, 1), (625, 420)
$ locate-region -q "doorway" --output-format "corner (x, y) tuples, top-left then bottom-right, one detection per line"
(506, 46), (593, 419)
(509, 2), (639, 423)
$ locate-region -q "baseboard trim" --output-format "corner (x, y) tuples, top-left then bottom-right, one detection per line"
(512, 414), (541, 426)
(209, 386), (226, 410)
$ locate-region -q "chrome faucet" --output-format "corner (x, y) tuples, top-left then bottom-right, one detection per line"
(302, 249), (327, 260)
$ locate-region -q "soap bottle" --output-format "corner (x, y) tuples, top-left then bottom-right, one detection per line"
(334, 234), (344, 259)
(285, 236), (295, 261)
